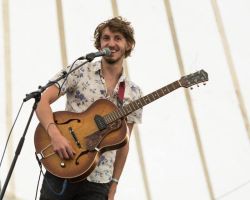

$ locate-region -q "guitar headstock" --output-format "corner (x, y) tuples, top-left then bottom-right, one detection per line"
(179, 69), (208, 88)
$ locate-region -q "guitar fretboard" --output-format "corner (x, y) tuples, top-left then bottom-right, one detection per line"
(103, 80), (181, 124)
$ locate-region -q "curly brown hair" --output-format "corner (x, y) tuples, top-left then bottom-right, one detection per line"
(94, 16), (135, 58)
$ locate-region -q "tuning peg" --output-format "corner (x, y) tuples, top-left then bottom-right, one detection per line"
(190, 87), (193, 90)
(197, 84), (199, 87)
(203, 83), (206, 86)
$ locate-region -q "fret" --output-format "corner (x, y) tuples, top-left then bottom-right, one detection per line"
(110, 113), (116, 121)
(174, 81), (180, 88)
(108, 113), (112, 122)
(128, 104), (133, 113)
(152, 92), (157, 99)
(133, 102), (139, 110)
(103, 115), (108, 124)
(136, 101), (140, 109)
(104, 115), (110, 124)
(160, 88), (166, 96)
(164, 86), (169, 94)
(139, 100), (143, 107)
(106, 114), (110, 122)
(124, 105), (130, 114)
(136, 100), (142, 108)
(116, 109), (120, 117)
(149, 93), (155, 101)
(108, 115), (111, 123)
(144, 95), (150, 104)
(136, 101), (141, 109)
(156, 89), (163, 97)
(138, 100), (142, 108)
(122, 108), (127, 116)
(125, 105), (131, 115)
(108, 114), (112, 122)
(118, 109), (124, 117)
(114, 112), (118, 121)
(167, 83), (174, 92)
(154, 91), (160, 98)
(114, 111), (119, 120)
(124, 104), (130, 115)
(142, 97), (147, 105)
(131, 102), (136, 110)
(116, 110), (121, 119)
(118, 109), (124, 118)
(115, 112), (119, 120)
(128, 105), (133, 113)
(127, 105), (132, 112)
(158, 90), (163, 97)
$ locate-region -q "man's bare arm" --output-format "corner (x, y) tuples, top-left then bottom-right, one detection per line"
(35, 85), (75, 159)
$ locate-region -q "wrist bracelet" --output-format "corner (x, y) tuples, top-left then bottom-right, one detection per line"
(111, 178), (119, 184)
(46, 122), (56, 133)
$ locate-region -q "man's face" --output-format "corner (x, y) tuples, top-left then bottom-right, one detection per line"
(100, 27), (130, 64)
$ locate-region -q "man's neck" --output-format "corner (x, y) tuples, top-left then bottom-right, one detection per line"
(101, 59), (123, 80)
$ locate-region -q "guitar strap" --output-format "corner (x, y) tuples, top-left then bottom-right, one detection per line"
(117, 81), (125, 108)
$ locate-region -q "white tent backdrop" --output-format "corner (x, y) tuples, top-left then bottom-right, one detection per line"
(1, 0), (250, 199)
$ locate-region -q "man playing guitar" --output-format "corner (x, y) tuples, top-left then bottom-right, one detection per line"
(35, 16), (143, 200)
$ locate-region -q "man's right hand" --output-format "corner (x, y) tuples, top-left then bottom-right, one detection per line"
(48, 124), (76, 160)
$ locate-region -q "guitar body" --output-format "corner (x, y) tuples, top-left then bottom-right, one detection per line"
(34, 99), (128, 182)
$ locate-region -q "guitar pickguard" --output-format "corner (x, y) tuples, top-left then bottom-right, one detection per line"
(75, 119), (122, 165)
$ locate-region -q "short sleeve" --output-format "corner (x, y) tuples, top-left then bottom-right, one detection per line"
(49, 60), (84, 95)
(124, 82), (143, 124)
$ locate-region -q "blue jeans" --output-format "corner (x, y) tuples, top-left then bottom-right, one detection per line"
(39, 172), (110, 200)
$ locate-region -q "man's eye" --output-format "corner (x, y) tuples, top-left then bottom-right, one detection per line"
(115, 37), (122, 41)
(102, 37), (109, 40)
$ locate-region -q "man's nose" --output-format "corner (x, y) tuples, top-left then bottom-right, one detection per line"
(107, 38), (116, 47)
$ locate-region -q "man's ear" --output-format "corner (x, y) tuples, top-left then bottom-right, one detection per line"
(126, 42), (132, 51)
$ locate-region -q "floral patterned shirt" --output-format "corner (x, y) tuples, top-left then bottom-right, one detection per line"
(51, 60), (143, 183)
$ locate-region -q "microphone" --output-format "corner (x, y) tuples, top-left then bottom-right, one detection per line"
(84, 48), (111, 61)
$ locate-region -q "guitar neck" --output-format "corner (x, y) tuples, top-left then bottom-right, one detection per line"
(104, 80), (181, 124)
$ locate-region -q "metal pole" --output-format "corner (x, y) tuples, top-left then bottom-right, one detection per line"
(163, 0), (215, 199)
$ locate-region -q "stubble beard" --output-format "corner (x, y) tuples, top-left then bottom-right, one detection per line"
(104, 55), (123, 65)
(105, 57), (117, 64)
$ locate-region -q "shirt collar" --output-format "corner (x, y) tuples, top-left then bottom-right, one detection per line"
(93, 60), (127, 82)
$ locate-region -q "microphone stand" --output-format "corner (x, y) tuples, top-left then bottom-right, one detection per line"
(0, 58), (92, 200)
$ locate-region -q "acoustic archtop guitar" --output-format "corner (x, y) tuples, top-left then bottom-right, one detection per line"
(34, 70), (208, 182)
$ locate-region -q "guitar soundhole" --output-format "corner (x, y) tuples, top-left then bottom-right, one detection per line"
(75, 150), (89, 165)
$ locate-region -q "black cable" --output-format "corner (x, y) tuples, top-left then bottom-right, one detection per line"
(34, 168), (42, 200)
(0, 101), (24, 168)
(58, 57), (83, 97)
(34, 154), (67, 197)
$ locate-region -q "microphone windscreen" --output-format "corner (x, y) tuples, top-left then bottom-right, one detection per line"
(102, 48), (111, 56)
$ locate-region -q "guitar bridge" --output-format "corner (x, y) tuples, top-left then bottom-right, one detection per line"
(94, 115), (107, 130)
